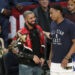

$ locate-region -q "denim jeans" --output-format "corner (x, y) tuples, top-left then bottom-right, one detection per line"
(19, 64), (43, 75)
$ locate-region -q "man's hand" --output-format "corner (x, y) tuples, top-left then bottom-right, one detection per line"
(40, 58), (45, 67)
(20, 35), (26, 42)
(45, 32), (50, 39)
(3, 48), (8, 53)
(17, 32), (27, 42)
(43, 31), (50, 39)
(33, 55), (40, 64)
(61, 58), (69, 68)
(13, 47), (19, 54)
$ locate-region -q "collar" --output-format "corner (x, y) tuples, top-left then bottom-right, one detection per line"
(55, 18), (65, 26)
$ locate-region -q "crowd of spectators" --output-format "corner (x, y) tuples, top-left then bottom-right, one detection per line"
(0, 0), (75, 75)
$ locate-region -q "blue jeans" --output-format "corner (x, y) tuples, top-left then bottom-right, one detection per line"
(19, 64), (43, 75)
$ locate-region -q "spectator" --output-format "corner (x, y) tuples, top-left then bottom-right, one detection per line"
(2, 41), (19, 75)
(14, 10), (45, 75)
(64, 0), (75, 71)
(64, 0), (75, 23)
(48, 5), (75, 75)
(33, 0), (51, 60)
(0, 25), (8, 75)
(0, 0), (23, 48)
(0, 25), (8, 54)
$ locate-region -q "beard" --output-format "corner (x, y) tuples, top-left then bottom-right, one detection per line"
(27, 21), (36, 27)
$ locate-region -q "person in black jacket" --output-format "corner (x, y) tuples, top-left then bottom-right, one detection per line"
(33, 0), (51, 60)
(2, 41), (19, 75)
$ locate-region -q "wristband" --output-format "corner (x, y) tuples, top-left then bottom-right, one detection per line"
(65, 56), (70, 60)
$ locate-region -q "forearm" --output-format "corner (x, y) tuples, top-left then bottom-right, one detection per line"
(43, 31), (46, 35)
(43, 31), (50, 39)
(49, 44), (52, 60)
(43, 31), (48, 36)
(48, 44), (52, 68)
(65, 43), (75, 59)
(61, 43), (75, 68)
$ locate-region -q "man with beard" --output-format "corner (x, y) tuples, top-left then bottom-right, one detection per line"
(14, 10), (45, 75)
(64, 0), (75, 23)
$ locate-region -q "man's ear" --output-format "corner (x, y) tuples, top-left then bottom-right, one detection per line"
(57, 10), (62, 14)
(25, 18), (27, 23)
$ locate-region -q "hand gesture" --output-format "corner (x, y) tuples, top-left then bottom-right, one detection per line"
(17, 32), (27, 42)
(33, 55), (40, 64)
(61, 58), (69, 68)
(40, 58), (45, 67)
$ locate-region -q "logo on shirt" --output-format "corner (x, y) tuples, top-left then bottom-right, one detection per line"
(51, 29), (64, 45)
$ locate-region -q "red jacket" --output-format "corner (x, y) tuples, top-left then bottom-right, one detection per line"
(14, 24), (45, 55)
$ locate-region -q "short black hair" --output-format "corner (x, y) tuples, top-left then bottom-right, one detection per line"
(50, 5), (63, 13)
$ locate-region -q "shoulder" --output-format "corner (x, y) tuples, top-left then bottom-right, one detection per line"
(64, 18), (75, 25)
(64, 18), (75, 29)
(33, 7), (40, 16)
(33, 7), (39, 13)
(19, 27), (28, 34)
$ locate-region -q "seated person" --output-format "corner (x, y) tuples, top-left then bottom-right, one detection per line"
(2, 41), (19, 75)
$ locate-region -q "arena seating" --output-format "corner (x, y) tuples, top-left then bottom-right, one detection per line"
(9, 1), (68, 39)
